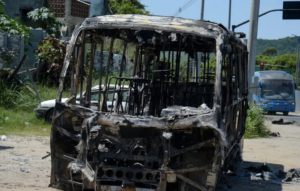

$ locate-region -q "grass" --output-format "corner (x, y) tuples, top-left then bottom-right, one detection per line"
(0, 109), (50, 136)
(0, 84), (71, 136)
(0, 77), (102, 137)
(245, 104), (271, 139)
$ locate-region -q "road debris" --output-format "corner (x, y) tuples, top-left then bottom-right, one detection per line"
(269, 132), (280, 137)
(0, 135), (7, 141)
(272, 118), (294, 125)
(253, 171), (279, 181)
(285, 168), (300, 182)
(20, 167), (30, 173)
(245, 162), (274, 172)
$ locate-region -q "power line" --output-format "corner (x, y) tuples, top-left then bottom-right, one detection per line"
(174, 0), (196, 17)
(173, 0), (197, 17)
(172, 0), (190, 16)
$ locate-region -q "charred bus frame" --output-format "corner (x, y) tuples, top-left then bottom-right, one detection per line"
(50, 15), (248, 191)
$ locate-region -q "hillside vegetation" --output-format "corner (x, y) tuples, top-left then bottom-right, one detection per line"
(256, 36), (298, 55)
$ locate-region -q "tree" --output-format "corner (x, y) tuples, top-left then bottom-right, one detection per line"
(109, 0), (149, 14)
(27, 7), (64, 37)
(256, 36), (298, 55)
(262, 47), (277, 56)
(256, 53), (297, 77)
(0, 0), (32, 43)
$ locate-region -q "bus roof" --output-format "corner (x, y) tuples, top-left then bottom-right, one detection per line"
(78, 14), (246, 47)
(255, 71), (294, 81)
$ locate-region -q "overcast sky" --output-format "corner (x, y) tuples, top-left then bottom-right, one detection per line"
(140, 0), (300, 39)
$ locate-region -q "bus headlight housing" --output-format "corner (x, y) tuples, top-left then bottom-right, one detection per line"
(289, 101), (295, 106)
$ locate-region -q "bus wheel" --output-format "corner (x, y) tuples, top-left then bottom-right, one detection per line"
(283, 112), (289, 116)
(268, 111), (275, 115)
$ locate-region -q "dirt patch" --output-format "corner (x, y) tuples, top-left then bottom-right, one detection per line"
(0, 136), (55, 191)
(219, 119), (300, 191)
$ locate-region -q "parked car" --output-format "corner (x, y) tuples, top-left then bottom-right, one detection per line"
(34, 85), (128, 123)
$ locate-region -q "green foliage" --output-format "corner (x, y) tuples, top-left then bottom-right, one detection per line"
(208, 57), (216, 72)
(0, 47), (17, 67)
(37, 37), (66, 64)
(27, 7), (64, 37)
(262, 47), (277, 56)
(256, 53), (297, 76)
(0, 81), (36, 110)
(0, 83), (71, 136)
(0, 81), (20, 109)
(0, 108), (50, 136)
(0, 0), (33, 43)
(256, 36), (298, 55)
(110, 0), (149, 14)
(245, 104), (270, 139)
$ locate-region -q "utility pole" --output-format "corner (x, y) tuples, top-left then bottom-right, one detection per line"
(200, 0), (205, 20)
(228, 0), (232, 29)
(197, 0), (205, 82)
(247, 0), (260, 103)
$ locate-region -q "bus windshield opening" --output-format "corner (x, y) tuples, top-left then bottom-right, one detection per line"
(261, 80), (294, 100)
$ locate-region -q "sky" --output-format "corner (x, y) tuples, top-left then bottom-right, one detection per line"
(140, 0), (300, 39)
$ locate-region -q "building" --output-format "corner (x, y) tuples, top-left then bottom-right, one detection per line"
(2, 0), (110, 37)
(47, 0), (91, 36)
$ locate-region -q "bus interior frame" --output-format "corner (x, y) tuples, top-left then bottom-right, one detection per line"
(50, 15), (248, 191)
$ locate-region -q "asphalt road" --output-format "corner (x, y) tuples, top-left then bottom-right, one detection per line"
(265, 112), (300, 123)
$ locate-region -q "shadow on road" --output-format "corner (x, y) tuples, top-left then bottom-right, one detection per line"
(0, 145), (14, 150)
(218, 161), (284, 191)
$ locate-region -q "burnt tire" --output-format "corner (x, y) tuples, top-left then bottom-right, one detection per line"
(46, 109), (54, 124)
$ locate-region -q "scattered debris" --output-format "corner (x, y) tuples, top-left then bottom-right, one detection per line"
(245, 162), (273, 172)
(285, 168), (300, 182)
(20, 167), (30, 173)
(253, 171), (279, 181)
(11, 156), (28, 163)
(272, 118), (294, 125)
(225, 170), (237, 176)
(0, 135), (7, 141)
(0, 127), (4, 130)
(269, 132), (280, 137)
(5, 117), (9, 121)
(42, 152), (51, 160)
(10, 152), (23, 156)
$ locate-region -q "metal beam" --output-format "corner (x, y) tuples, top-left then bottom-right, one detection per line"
(233, 9), (300, 31)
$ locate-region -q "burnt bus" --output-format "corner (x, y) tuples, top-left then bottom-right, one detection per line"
(50, 15), (248, 191)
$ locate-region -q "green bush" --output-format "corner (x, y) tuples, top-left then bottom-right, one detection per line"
(0, 81), (20, 109)
(245, 104), (270, 138)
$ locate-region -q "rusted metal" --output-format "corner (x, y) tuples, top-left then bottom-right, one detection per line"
(50, 14), (248, 191)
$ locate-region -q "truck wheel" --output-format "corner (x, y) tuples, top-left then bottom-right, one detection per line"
(283, 112), (289, 116)
(46, 109), (54, 124)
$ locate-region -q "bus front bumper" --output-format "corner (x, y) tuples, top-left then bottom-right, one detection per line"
(262, 105), (295, 112)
